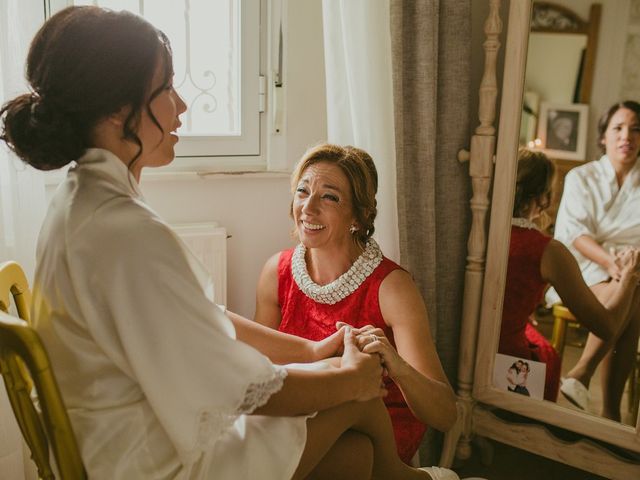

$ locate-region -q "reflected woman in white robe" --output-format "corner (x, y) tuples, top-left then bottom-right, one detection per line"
(551, 101), (640, 421)
(0, 6), (452, 480)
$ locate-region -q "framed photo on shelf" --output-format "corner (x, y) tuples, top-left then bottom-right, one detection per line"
(537, 102), (589, 161)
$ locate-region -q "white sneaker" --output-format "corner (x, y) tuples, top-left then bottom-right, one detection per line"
(560, 377), (589, 410)
(419, 466), (460, 479)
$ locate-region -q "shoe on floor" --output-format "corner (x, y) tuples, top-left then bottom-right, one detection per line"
(419, 466), (460, 479)
(560, 377), (589, 410)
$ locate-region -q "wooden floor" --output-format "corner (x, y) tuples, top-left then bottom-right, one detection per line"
(452, 439), (606, 479)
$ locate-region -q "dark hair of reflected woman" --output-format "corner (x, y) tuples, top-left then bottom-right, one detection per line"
(513, 148), (555, 217)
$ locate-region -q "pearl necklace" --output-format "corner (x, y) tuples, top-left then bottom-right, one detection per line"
(511, 217), (540, 230)
(291, 239), (383, 304)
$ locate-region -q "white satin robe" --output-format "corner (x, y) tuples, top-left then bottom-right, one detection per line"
(31, 149), (308, 479)
(546, 155), (640, 304)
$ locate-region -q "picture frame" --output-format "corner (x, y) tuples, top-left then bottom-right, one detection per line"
(536, 102), (589, 161)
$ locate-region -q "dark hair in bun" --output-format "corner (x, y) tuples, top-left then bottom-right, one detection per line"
(513, 148), (555, 217)
(0, 6), (173, 170)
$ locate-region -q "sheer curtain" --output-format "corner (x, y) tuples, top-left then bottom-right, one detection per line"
(323, 0), (472, 464)
(321, 0), (400, 262)
(0, 0), (47, 279)
(0, 2), (45, 479)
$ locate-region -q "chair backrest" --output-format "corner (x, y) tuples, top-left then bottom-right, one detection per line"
(0, 261), (32, 322)
(0, 260), (86, 479)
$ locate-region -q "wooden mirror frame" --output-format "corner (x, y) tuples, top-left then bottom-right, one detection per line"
(441, 1), (640, 478)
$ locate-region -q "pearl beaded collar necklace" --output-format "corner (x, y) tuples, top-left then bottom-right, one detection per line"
(511, 217), (540, 230)
(291, 239), (383, 304)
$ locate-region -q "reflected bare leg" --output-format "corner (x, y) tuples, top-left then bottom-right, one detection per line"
(566, 333), (608, 388)
(565, 282), (634, 388)
(600, 298), (640, 421)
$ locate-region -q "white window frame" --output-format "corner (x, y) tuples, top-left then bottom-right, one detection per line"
(45, 0), (266, 173)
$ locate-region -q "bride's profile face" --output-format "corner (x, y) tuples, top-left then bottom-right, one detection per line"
(131, 56), (187, 176)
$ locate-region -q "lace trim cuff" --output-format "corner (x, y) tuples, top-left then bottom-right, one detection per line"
(236, 365), (288, 415)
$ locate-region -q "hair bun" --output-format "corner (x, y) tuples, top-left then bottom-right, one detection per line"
(1, 92), (84, 170)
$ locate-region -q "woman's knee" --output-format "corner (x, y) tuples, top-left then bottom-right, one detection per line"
(304, 431), (373, 480)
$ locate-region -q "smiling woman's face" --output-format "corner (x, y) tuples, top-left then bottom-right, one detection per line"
(292, 161), (357, 251)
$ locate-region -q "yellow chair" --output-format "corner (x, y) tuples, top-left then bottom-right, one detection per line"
(550, 303), (585, 358)
(0, 261), (86, 479)
(0, 310), (86, 480)
(0, 260), (32, 323)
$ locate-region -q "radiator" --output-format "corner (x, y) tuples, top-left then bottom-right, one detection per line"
(172, 222), (227, 305)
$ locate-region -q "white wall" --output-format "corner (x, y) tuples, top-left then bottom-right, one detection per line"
(140, 174), (294, 318)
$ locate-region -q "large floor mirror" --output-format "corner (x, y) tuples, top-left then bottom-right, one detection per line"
(445, 1), (640, 478)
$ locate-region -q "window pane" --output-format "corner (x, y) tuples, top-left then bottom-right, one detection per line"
(74, 0), (241, 137)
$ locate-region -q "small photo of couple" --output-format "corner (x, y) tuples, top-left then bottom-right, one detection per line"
(493, 353), (547, 400)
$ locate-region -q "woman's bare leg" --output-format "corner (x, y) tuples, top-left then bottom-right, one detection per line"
(566, 282), (634, 387)
(566, 333), (609, 388)
(305, 431), (373, 480)
(600, 298), (640, 420)
(291, 398), (428, 480)
(564, 283), (640, 419)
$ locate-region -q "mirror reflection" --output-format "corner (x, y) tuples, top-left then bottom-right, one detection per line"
(496, 0), (640, 427)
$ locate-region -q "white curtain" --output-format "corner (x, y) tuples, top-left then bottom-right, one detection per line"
(321, 0), (399, 262)
(0, 1), (45, 478)
(0, 0), (47, 278)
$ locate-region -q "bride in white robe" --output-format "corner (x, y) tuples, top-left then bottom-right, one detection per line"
(548, 101), (640, 421)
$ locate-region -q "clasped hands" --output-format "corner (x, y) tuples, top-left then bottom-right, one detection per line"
(309, 322), (407, 401)
(338, 321), (408, 381)
(608, 246), (640, 282)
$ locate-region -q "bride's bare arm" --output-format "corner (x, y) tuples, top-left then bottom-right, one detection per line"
(228, 310), (344, 364)
(253, 328), (385, 416)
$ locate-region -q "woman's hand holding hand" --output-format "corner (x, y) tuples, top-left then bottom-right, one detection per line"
(339, 323), (409, 381)
(617, 247), (640, 283)
(606, 252), (623, 281)
(341, 327), (387, 401)
(310, 326), (346, 361)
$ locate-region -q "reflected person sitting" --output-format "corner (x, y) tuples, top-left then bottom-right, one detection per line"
(254, 143), (457, 464)
(499, 149), (640, 403)
(547, 101), (640, 420)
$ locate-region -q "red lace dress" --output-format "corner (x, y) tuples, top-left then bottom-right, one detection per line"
(499, 226), (561, 401)
(277, 248), (427, 464)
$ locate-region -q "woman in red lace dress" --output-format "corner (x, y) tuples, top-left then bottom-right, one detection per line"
(499, 149), (640, 401)
(255, 144), (456, 464)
